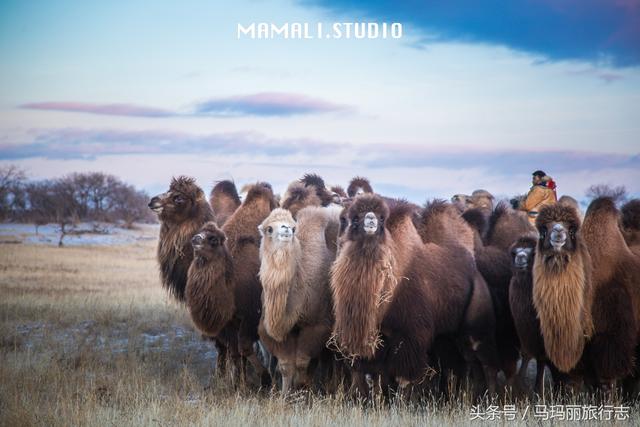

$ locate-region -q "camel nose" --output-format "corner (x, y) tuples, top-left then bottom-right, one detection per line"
(148, 196), (160, 208)
(515, 253), (528, 266)
(363, 212), (378, 235)
(277, 225), (293, 241)
(191, 233), (204, 246)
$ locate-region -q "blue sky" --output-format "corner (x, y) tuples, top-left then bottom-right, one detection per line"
(0, 0), (639, 201)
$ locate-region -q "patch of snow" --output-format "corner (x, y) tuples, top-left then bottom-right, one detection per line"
(0, 222), (159, 246)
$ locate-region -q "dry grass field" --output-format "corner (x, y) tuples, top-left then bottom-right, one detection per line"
(0, 232), (637, 426)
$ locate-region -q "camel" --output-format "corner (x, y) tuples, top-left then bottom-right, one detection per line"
(330, 195), (499, 396)
(509, 235), (547, 394)
(186, 182), (277, 387)
(582, 197), (640, 386)
(257, 206), (340, 392)
(533, 204), (594, 374)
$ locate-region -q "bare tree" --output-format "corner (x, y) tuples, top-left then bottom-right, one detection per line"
(0, 165), (27, 221)
(6, 169), (156, 234)
(55, 177), (83, 246)
(108, 182), (153, 228)
(585, 184), (628, 204)
(25, 181), (54, 234)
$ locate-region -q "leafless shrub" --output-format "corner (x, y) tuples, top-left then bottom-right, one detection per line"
(585, 184), (627, 204)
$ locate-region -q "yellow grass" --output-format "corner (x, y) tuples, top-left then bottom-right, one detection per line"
(0, 239), (637, 426)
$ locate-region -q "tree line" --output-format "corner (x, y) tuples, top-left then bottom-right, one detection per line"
(0, 165), (156, 229)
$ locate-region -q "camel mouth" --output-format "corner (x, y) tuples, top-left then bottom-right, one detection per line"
(550, 237), (566, 249)
(276, 231), (293, 242)
(363, 212), (378, 235)
(514, 259), (529, 269)
(550, 223), (567, 250)
(276, 233), (293, 242)
(276, 225), (294, 242)
(148, 199), (164, 213)
(550, 234), (567, 250)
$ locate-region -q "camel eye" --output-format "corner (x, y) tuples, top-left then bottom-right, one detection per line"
(208, 236), (218, 245)
(173, 195), (185, 204)
(291, 227), (296, 234)
(266, 226), (273, 234)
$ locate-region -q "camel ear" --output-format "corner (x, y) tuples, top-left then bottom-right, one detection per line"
(258, 224), (265, 236)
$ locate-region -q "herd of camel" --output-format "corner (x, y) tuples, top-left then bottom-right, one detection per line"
(146, 174), (640, 398)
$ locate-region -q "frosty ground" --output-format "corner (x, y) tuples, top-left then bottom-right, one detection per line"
(0, 224), (635, 426)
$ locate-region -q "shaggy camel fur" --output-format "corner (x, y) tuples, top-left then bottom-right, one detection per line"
(186, 222), (235, 338)
(258, 206), (340, 392)
(582, 197), (640, 385)
(347, 176), (373, 198)
(331, 195), (499, 394)
(149, 176), (214, 302)
(414, 199), (476, 257)
(533, 204), (594, 373)
(209, 180), (241, 226)
(509, 235), (547, 394)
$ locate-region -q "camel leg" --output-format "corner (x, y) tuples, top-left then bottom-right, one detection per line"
(534, 360), (545, 396)
(294, 323), (331, 391)
(482, 364), (498, 395)
(214, 340), (228, 376)
(517, 355), (530, 385)
(278, 360), (295, 394)
(238, 332), (272, 388)
(245, 349), (272, 388)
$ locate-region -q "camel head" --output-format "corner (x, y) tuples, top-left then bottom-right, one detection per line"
(343, 194), (389, 245)
(259, 208), (297, 246)
(148, 176), (206, 224)
(536, 204), (581, 258)
(191, 222), (227, 261)
(510, 235), (537, 272)
(470, 189), (495, 211)
(452, 190), (494, 212)
(330, 185), (347, 205)
(451, 194), (470, 212)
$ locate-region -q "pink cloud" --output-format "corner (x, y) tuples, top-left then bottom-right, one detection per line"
(21, 102), (175, 118)
(20, 93), (355, 118)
